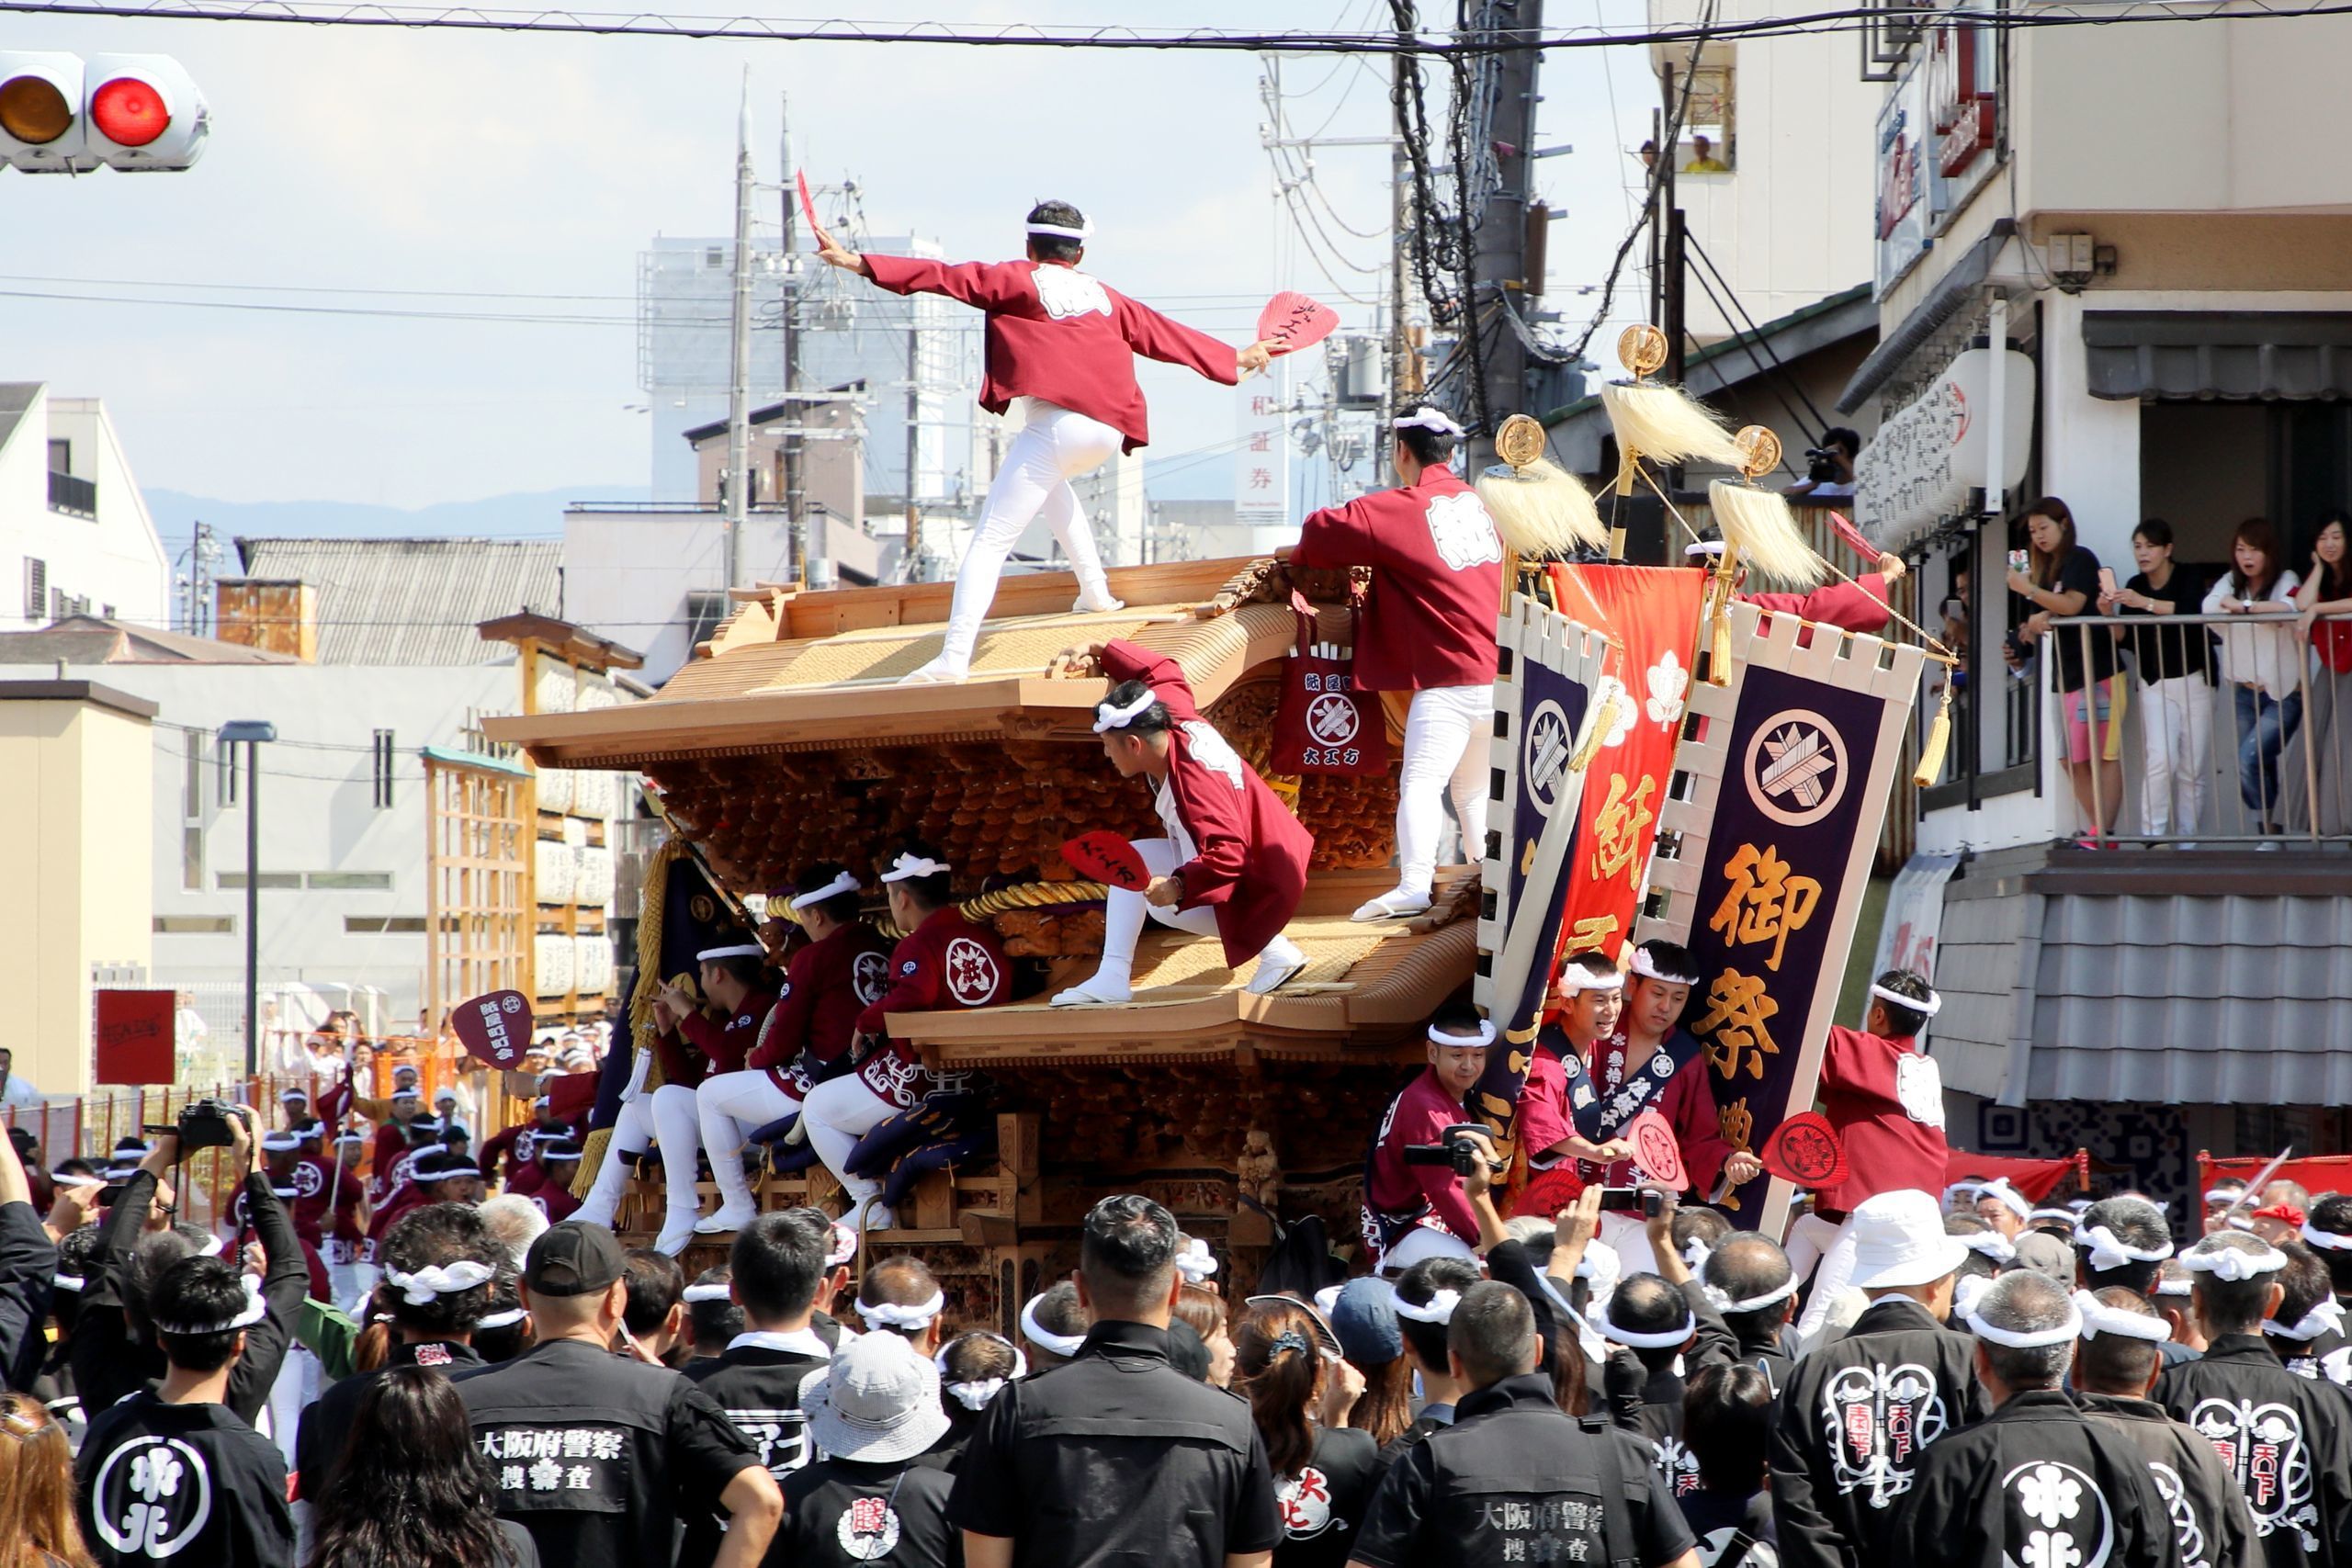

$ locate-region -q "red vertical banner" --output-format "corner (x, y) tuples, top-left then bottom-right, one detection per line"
(95, 989), (178, 1085)
(1543, 564), (1708, 964)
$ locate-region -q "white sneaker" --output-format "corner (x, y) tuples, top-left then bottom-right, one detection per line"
(1246, 940), (1308, 996)
(1051, 973), (1134, 1007)
(693, 1200), (757, 1235)
(653, 1212), (700, 1256)
(1072, 587), (1126, 615)
(1351, 888), (1431, 922)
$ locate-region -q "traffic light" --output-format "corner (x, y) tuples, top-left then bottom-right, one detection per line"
(0, 51), (209, 173)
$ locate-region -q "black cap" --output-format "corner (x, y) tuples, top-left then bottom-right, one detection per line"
(525, 1221), (627, 1297)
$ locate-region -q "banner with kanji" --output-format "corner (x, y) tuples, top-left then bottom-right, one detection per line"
(1469, 594), (1611, 1158)
(1641, 601), (1926, 1235)
(1542, 564), (1708, 966)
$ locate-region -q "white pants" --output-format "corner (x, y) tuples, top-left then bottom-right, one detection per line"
(1600, 1210), (1658, 1279)
(1786, 1211), (1860, 1339)
(593, 1084), (705, 1218)
(1397, 684), (1494, 892)
(2139, 673), (2213, 835)
(1099, 838), (1225, 984)
(698, 1069), (804, 1209)
(802, 1072), (901, 1213)
(936, 400), (1123, 671)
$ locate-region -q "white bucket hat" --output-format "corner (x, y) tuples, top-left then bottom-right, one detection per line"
(1846, 1189), (1973, 1290)
(799, 1333), (953, 1463)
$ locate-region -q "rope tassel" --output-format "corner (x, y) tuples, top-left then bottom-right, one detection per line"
(1913, 681), (1954, 787)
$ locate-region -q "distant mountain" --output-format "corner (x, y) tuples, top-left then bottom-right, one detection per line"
(147, 485), (649, 563)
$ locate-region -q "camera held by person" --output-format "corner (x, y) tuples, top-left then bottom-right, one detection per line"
(1403, 1122), (1507, 1181)
(1788, 426), (1860, 499)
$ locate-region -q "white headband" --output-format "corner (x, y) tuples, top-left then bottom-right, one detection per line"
(261, 1133), (300, 1152)
(1428, 1019), (1498, 1049)
(1019, 1293), (1088, 1358)
(154, 1274), (266, 1336)
(1391, 1287), (1462, 1325)
(2180, 1242), (2290, 1281)
(2154, 1275), (2193, 1298)
(198, 1235), (227, 1258)
(1684, 539), (1728, 558)
(2204, 1188), (2246, 1205)
(476, 1306), (527, 1329)
(53, 1273), (86, 1292)
(1027, 219), (1093, 241)
(1951, 1273), (1994, 1323)
(936, 1336), (1030, 1410)
(2075, 1224), (2174, 1273)
(1628, 948), (1702, 987)
(857, 1291), (946, 1332)
(1175, 1239), (1218, 1284)
(683, 1282), (734, 1303)
(1555, 968), (1624, 995)
(1962, 1231), (2018, 1262)
(1870, 981), (1942, 1018)
(51, 1169), (105, 1189)
(827, 1221), (859, 1269)
(1975, 1179), (2031, 1220)
(1683, 1237), (1713, 1270)
(103, 1166), (141, 1182)
(2030, 1208), (2081, 1226)
(1702, 1277), (1800, 1314)
(1945, 1181), (1984, 1204)
(879, 852), (952, 884)
(1599, 1303), (1695, 1350)
(788, 872), (862, 912)
(2073, 1290), (2173, 1342)
(2266, 1298), (2347, 1342)
(1393, 405), (1464, 438)
(1966, 1295), (2083, 1349)
(2302, 1223), (2352, 1252)
(383, 1260), (496, 1305)
(696, 943), (765, 962)
(1091, 689), (1159, 734)
(279, 1089), (309, 1103)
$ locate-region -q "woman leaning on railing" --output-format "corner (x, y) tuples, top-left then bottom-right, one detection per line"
(2202, 517), (2303, 842)
(2098, 518), (2217, 841)
(2280, 510), (2352, 838)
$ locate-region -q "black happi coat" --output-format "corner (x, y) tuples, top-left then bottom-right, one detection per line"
(1768, 1294), (1994, 1568)
(2155, 1334), (2352, 1568)
(1883, 1390), (2184, 1568)
(2081, 1392), (2260, 1568)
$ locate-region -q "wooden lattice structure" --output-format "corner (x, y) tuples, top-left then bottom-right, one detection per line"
(424, 752), (532, 1032)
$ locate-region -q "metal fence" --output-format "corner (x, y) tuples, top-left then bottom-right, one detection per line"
(2035, 609), (2352, 845)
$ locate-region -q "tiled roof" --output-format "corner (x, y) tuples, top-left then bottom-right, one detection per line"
(0, 615), (297, 666)
(232, 537), (561, 666)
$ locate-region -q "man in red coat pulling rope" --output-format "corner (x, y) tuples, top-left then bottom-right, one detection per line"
(817, 200), (1280, 683)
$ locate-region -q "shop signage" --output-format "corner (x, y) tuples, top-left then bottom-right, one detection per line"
(1852, 347), (2035, 549)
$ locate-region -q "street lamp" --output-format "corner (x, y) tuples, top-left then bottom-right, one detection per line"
(218, 720), (276, 1081)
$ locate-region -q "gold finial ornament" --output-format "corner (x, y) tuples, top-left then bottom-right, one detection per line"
(1618, 323), (1669, 380)
(1734, 424), (1782, 480)
(1494, 412), (1548, 472)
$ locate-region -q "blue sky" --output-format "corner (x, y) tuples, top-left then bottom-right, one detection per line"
(5, 2), (1658, 515)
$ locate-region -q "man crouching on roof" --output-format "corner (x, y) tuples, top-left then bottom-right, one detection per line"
(1046, 637), (1314, 1006)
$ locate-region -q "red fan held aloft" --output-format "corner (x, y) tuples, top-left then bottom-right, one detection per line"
(1061, 831), (1151, 892)
(1826, 511), (1878, 562)
(452, 990), (534, 1069)
(1623, 1110), (1686, 1190)
(1759, 1111), (1849, 1190)
(1258, 291), (1337, 356)
(796, 170), (823, 245)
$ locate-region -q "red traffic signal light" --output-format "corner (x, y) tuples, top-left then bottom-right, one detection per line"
(0, 51), (207, 172)
(90, 73), (170, 149)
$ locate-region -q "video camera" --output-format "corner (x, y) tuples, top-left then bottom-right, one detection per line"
(1804, 446), (1842, 485)
(1402, 1122), (1504, 1180)
(141, 1098), (253, 1154)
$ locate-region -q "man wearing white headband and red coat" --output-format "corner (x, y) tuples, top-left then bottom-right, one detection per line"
(1580, 939), (1758, 1276)
(1361, 1002), (1499, 1272)
(1781, 967), (1950, 1339)
(817, 200), (1280, 685)
(798, 843), (1008, 1231)
(1511, 951), (1639, 1218)
(1046, 638), (1313, 1005)
(1288, 405), (1504, 922)
(685, 862), (893, 1238)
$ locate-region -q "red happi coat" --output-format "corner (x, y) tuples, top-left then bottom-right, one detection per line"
(1814, 1026), (1950, 1214)
(1291, 463), (1505, 691)
(1744, 572), (1894, 637)
(1101, 639), (1315, 967)
(864, 254), (1238, 453)
(672, 988), (780, 1078)
(1579, 1031), (1734, 1194)
(289, 1154), (362, 1248)
(1364, 1067), (1482, 1245)
(746, 923), (894, 1094)
(854, 906), (1009, 1106)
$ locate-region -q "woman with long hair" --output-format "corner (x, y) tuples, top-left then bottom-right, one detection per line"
(1232, 1299), (1381, 1568)
(2006, 496), (2123, 840)
(1171, 1283), (1236, 1387)
(2282, 510), (2352, 836)
(0, 1394), (94, 1568)
(2099, 518), (2217, 838)
(2203, 516), (2305, 839)
(306, 1367), (537, 1568)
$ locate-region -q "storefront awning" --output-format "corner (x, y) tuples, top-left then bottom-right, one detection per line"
(2086, 310), (2352, 401)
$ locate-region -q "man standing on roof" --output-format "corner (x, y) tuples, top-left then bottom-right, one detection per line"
(816, 200), (1280, 685)
(1289, 406), (1505, 923)
(1044, 637), (1313, 1006)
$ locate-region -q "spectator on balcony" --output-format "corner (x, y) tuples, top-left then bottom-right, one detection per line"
(2007, 497), (2122, 843)
(2100, 518), (2216, 840)
(2202, 515), (2304, 842)
(1682, 133), (1730, 174)
(2283, 510), (2352, 838)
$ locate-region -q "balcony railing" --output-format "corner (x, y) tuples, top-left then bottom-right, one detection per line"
(2030, 609), (2352, 847)
(47, 469), (96, 518)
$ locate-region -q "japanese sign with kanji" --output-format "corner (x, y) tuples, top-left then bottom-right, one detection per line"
(1648, 602), (1924, 1234)
(1234, 369), (1290, 534)
(453, 989), (534, 1068)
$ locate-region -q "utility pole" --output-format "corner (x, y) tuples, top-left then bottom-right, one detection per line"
(1388, 47), (1411, 442)
(1463, 0), (1545, 467)
(778, 90), (807, 581)
(1658, 64), (1687, 387)
(723, 70), (754, 590)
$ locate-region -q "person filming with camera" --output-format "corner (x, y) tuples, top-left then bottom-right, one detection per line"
(1785, 427), (1859, 500)
(1361, 1003), (1507, 1274)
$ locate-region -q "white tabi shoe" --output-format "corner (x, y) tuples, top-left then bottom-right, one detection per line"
(1350, 888), (1432, 922)
(1245, 939), (1308, 996)
(1072, 587), (1126, 615)
(653, 1210), (701, 1256)
(694, 1199), (758, 1235)
(898, 655), (968, 686)
(1051, 973), (1134, 1007)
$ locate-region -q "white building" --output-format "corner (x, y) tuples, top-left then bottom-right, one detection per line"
(0, 383), (170, 635)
